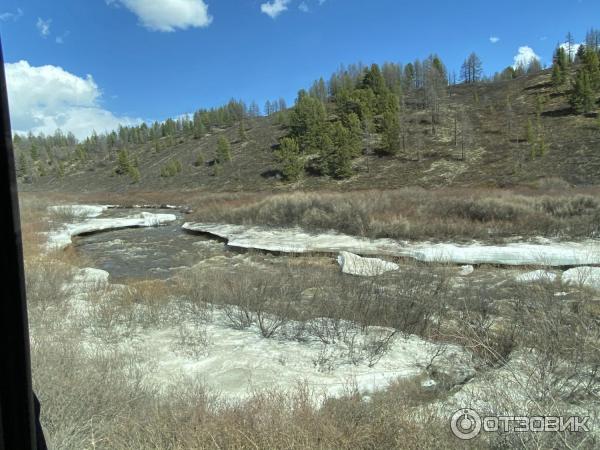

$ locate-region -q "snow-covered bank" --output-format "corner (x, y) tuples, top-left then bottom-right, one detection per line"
(48, 204), (113, 219)
(47, 212), (177, 250)
(408, 241), (600, 266)
(63, 267), (463, 400)
(183, 222), (600, 267)
(183, 222), (404, 255)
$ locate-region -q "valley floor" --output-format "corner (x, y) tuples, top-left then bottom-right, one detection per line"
(20, 189), (600, 449)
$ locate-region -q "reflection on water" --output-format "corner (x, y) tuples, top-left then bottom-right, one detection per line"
(73, 209), (230, 280)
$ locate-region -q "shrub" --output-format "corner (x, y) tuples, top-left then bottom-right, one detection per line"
(160, 159), (182, 177)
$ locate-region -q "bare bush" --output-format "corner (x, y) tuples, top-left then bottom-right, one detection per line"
(195, 189), (600, 241)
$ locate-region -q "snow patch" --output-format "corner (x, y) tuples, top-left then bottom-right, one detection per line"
(562, 267), (600, 291)
(337, 251), (399, 276)
(183, 223), (600, 267)
(515, 270), (557, 283)
(407, 242), (600, 266)
(47, 212), (177, 250)
(72, 267), (110, 285)
(459, 265), (474, 276)
(48, 204), (112, 219)
(183, 223), (405, 255)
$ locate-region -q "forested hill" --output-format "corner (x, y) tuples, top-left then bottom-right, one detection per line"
(14, 45), (600, 193)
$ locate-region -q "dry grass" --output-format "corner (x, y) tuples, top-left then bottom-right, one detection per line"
(26, 252), (599, 449)
(187, 188), (600, 242)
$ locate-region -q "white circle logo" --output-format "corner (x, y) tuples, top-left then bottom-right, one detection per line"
(451, 408), (482, 440)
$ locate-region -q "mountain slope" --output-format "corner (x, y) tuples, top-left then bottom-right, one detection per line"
(17, 68), (600, 193)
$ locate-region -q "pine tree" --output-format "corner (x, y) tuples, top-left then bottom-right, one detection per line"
(129, 167), (140, 183)
(30, 143), (39, 161)
(276, 137), (304, 181)
(17, 152), (29, 177)
(343, 112), (363, 158)
(551, 63), (564, 87)
(216, 136), (232, 163)
(193, 118), (205, 139)
(381, 109), (401, 155)
(289, 90), (328, 154)
(238, 120), (247, 142)
(319, 122), (354, 179)
(570, 70), (595, 114)
(526, 119), (535, 146)
(583, 47), (600, 90)
(116, 149), (132, 175)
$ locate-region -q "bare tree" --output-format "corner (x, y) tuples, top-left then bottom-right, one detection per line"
(461, 53), (483, 84)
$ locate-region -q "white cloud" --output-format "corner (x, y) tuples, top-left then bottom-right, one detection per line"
(107, 0), (212, 32)
(512, 46), (540, 69)
(0, 8), (23, 22)
(55, 31), (70, 44)
(299, 2), (309, 12)
(5, 60), (141, 140)
(560, 42), (582, 60)
(489, 36), (500, 44)
(36, 18), (51, 37)
(261, 0), (291, 19)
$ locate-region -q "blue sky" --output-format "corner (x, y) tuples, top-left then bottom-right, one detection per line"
(1, 0), (598, 139)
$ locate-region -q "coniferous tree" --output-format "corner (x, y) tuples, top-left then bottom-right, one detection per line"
(575, 44), (587, 64)
(343, 112), (363, 158)
(193, 114), (206, 139)
(289, 90), (328, 154)
(17, 152), (29, 177)
(403, 63), (415, 94)
(238, 120), (247, 142)
(30, 143), (39, 161)
(309, 78), (328, 102)
(381, 108), (401, 155)
(570, 69), (595, 114)
(129, 167), (140, 183)
(116, 148), (132, 175)
(527, 58), (543, 74)
(276, 137), (304, 181)
(319, 122), (354, 179)
(248, 101), (261, 118)
(552, 63), (564, 87)
(583, 47), (600, 90)
(216, 136), (232, 163)
(526, 119), (535, 147)
(586, 28), (600, 53)
(264, 100), (273, 116)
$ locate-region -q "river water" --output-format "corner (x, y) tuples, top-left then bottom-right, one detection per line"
(72, 209), (233, 281)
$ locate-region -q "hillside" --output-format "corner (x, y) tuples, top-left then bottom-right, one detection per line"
(15, 67), (600, 193)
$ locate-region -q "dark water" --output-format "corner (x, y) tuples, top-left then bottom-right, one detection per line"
(73, 209), (230, 281)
